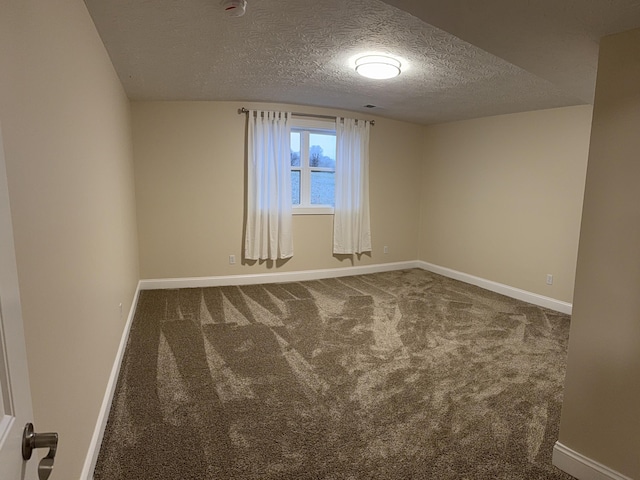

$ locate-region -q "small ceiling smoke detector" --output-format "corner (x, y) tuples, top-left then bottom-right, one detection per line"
(355, 55), (401, 80)
(221, 0), (246, 17)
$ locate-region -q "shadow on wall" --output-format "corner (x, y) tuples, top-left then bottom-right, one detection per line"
(241, 253), (372, 269)
(242, 257), (293, 269)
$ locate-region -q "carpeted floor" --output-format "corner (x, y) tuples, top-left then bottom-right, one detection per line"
(94, 268), (574, 479)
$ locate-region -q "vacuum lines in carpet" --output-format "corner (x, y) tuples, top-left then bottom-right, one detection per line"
(95, 268), (574, 479)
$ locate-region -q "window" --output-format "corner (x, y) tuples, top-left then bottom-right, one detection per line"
(290, 119), (336, 214)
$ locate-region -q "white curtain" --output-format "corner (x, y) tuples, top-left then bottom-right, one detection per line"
(244, 110), (293, 260)
(333, 117), (372, 254)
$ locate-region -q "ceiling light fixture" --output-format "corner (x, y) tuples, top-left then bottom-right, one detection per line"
(355, 55), (401, 80)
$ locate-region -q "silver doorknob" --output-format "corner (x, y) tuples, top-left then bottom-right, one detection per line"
(22, 423), (58, 480)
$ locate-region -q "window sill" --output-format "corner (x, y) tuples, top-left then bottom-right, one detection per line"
(293, 207), (334, 215)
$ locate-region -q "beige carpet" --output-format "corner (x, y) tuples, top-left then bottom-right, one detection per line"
(94, 268), (574, 479)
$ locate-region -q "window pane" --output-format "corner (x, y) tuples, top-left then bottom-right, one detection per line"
(309, 133), (336, 169)
(310, 171), (334, 206)
(290, 131), (301, 166)
(291, 171), (300, 205)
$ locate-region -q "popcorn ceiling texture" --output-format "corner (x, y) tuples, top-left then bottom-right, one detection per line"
(84, 0), (583, 124)
(384, 0), (640, 106)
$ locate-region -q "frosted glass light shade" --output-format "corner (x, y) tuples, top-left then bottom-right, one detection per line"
(355, 55), (401, 80)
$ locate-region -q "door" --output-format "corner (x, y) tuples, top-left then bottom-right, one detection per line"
(0, 120), (37, 479)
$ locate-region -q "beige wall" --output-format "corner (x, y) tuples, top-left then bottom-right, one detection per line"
(419, 106), (593, 303)
(135, 101), (592, 305)
(558, 28), (640, 479)
(0, 5), (602, 478)
(0, 0), (139, 478)
(133, 101), (422, 279)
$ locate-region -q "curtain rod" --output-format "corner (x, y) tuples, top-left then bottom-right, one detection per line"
(238, 107), (375, 126)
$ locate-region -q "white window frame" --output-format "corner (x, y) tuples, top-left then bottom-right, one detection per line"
(291, 118), (336, 215)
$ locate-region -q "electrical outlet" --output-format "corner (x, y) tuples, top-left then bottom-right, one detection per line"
(119, 303), (123, 319)
(229, 254), (236, 265)
(546, 274), (553, 285)
(383, 245), (389, 254)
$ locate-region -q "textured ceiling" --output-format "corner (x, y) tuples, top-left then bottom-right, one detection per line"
(84, 0), (640, 125)
(383, 0), (640, 104)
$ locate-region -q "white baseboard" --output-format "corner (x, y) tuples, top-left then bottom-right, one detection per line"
(80, 282), (142, 480)
(417, 261), (572, 314)
(139, 261), (421, 290)
(139, 260), (572, 314)
(553, 442), (633, 480)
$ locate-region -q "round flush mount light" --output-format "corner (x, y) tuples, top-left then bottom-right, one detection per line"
(355, 55), (401, 80)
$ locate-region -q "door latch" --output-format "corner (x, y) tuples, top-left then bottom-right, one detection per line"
(22, 423), (58, 480)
